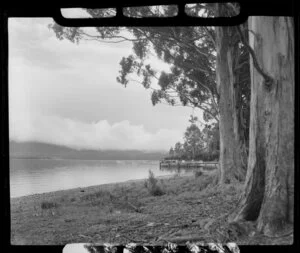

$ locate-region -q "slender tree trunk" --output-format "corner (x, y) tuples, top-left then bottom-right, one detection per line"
(230, 30), (250, 173)
(215, 10), (245, 184)
(231, 17), (294, 236)
(232, 81), (248, 170)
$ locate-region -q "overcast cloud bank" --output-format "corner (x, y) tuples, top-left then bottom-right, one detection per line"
(9, 18), (192, 151)
(9, 112), (183, 151)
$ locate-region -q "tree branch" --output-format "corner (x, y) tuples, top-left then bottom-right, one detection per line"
(176, 89), (219, 122)
(78, 30), (143, 43)
(236, 26), (274, 89)
(138, 29), (212, 75)
(226, 3), (274, 89)
(203, 26), (216, 48)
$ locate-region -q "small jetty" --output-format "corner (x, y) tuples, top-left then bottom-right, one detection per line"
(159, 160), (219, 170)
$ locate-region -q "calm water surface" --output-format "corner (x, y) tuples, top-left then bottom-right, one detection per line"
(10, 159), (187, 198)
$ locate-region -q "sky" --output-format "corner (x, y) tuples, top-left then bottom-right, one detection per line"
(8, 17), (198, 151)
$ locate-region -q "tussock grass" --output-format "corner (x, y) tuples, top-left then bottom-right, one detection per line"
(198, 170), (219, 191)
(198, 176), (214, 191)
(80, 190), (115, 206)
(144, 170), (165, 196)
(70, 197), (77, 202)
(40, 201), (58, 209)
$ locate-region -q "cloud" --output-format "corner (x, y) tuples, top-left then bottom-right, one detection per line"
(8, 18), (193, 150)
(9, 111), (183, 151)
(9, 18), (133, 71)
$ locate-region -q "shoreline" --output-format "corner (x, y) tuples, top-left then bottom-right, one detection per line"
(10, 169), (293, 245)
(10, 173), (192, 201)
(11, 172), (220, 245)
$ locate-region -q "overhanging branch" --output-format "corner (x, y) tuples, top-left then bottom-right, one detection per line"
(236, 26), (274, 89)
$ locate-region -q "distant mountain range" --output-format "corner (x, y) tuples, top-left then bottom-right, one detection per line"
(9, 141), (167, 160)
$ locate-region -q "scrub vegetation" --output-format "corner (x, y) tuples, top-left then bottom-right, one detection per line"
(11, 170), (292, 245)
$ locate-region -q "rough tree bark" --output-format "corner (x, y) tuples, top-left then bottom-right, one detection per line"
(215, 8), (246, 184)
(231, 17), (294, 236)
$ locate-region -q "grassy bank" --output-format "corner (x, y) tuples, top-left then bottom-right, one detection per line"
(10, 170), (292, 245)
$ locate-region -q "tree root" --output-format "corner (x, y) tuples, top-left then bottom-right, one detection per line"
(263, 230), (293, 238)
(119, 234), (149, 244)
(158, 235), (209, 244)
(204, 212), (232, 231)
(78, 234), (93, 240)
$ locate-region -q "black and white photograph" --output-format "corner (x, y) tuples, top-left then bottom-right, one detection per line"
(8, 3), (294, 246)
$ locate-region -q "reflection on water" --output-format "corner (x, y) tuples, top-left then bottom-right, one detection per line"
(10, 159), (186, 198)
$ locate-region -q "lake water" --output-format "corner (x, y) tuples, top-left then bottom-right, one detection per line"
(10, 159), (188, 198)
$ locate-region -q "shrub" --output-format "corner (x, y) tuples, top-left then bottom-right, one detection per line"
(143, 179), (148, 189)
(41, 201), (58, 209)
(194, 170), (203, 178)
(145, 170), (165, 196)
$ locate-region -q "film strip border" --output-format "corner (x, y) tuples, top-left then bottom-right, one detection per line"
(63, 242), (240, 253)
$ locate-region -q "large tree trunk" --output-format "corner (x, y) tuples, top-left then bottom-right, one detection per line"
(215, 8), (246, 184)
(231, 17), (294, 236)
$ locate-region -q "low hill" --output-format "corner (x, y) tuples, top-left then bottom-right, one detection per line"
(9, 141), (166, 160)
